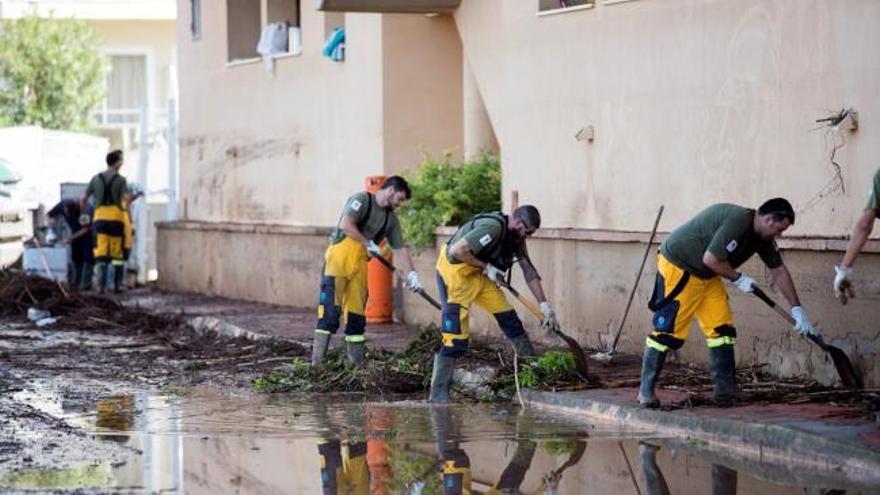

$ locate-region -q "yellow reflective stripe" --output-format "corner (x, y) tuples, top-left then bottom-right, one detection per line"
(645, 338), (669, 353)
(442, 333), (467, 347)
(706, 336), (736, 348)
(317, 305), (324, 319)
(443, 461), (469, 475)
(111, 260), (125, 266)
(315, 329), (331, 336)
(345, 335), (365, 343)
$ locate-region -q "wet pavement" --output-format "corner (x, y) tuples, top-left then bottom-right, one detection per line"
(2, 383), (879, 494)
(2, 289), (879, 494)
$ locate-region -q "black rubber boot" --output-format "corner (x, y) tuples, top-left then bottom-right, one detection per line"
(709, 344), (738, 404)
(638, 346), (667, 409)
(509, 334), (536, 360)
(639, 441), (671, 495)
(95, 263), (107, 294)
(113, 265), (124, 293)
(429, 354), (455, 403)
(311, 331), (331, 367)
(345, 341), (365, 365)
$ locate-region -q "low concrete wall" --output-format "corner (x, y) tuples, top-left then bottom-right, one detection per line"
(158, 221), (880, 387)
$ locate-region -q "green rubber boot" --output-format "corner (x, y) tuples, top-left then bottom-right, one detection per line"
(637, 346), (667, 409)
(429, 354), (455, 403)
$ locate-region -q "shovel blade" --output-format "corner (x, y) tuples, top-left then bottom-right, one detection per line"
(554, 330), (590, 379)
(827, 345), (863, 390)
(808, 334), (862, 389)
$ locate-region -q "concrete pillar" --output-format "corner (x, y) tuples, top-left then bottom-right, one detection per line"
(463, 59), (498, 159)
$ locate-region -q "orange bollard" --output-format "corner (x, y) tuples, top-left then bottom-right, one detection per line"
(365, 176), (394, 324)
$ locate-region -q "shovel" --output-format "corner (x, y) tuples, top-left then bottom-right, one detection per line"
(494, 278), (590, 379)
(751, 285), (862, 389)
(592, 205), (663, 364)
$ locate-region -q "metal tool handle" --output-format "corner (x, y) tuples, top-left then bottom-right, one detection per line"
(372, 254), (442, 310)
(609, 205), (664, 351)
(752, 286), (829, 350)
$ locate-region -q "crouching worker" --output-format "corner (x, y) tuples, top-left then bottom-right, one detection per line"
(311, 176), (422, 367)
(429, 205), (559, 402)
(639, 198), (816, 408)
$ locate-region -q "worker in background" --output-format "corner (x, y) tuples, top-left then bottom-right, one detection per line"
(46, 198), (94, 290)
(429, 205), (559, 403)
(311, 176), (422, 367)
(81, 150), (134, 294)
(833, 167), (880, 304)
(639, 198), (817, 408)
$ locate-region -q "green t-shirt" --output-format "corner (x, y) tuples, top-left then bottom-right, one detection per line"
(446, 212), (520, 265)
(329, 191), (404, 249)
(660, 203), (783, 279)
(866, 168), (880, 214)
(85, 171), (127, 206)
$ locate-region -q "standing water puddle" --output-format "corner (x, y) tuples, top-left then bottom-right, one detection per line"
(1, 386), (877, 494)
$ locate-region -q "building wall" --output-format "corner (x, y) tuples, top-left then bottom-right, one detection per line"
(454, 0), (880, 237)
(382, 14), (464, 172)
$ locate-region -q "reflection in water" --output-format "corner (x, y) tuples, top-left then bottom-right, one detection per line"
(0, 388), (873, 494)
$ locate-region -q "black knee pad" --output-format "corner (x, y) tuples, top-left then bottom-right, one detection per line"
(494, 310), (525, 340)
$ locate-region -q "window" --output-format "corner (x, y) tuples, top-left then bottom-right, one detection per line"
(226, 0), (301, 63)
(538, 0), (594, 12)
(99, 54), (147, 125)
(190, 0), (201, 40)
(227, 0), (261, 61)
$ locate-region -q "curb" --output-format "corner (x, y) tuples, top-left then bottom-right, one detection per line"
(524, 389), (880, 486)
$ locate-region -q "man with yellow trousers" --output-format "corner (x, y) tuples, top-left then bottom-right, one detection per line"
(81, 150), (134, 294)
(429, 205), (559, 402)
(639, 198), (817, 408)
(311, 176), (422, 366)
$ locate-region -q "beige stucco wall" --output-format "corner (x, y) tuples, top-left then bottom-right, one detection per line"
(454, 0), (880, 238)
(175, 3), (463, 226)
(382, 14), (464, 172)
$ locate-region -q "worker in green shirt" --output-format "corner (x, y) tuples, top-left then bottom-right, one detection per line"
(311, 176), (422, 367)
(639, 198), (816, 408)
(833, 167), (880, 304)
(429, 205), (559, 402)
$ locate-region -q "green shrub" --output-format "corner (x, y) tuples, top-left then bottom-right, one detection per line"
(400, 152), (501, 249)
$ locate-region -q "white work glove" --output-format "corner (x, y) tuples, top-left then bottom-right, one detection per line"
(483, 264), (504, 284)
(833, 265), (854, 305)
(79, 214), (90, 225)
(405, 270), (422, 292)
(365, 240), (382, 258)
(539, 301), (559, 334)
(790, 306), (817, 337)
(732, 273), (755, 293)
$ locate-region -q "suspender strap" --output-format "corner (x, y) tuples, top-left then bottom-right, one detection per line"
(648, 270), (691, 312)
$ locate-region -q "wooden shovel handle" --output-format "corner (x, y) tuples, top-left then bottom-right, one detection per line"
(495, 279), (544, 320)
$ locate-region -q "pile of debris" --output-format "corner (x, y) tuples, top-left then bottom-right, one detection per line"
(0, 270), (307, 375)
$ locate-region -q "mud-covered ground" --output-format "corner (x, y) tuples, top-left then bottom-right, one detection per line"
(1, 271), (875, 485)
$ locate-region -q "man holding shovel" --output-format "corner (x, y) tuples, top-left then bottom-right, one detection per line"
(310, 176), (422, 367)
(428, 205), (560, 402)
(639, 198), (817, 408)
(833, 167), (880, 304)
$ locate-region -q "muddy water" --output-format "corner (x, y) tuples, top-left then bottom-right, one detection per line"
(1, 387), (876, 494)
